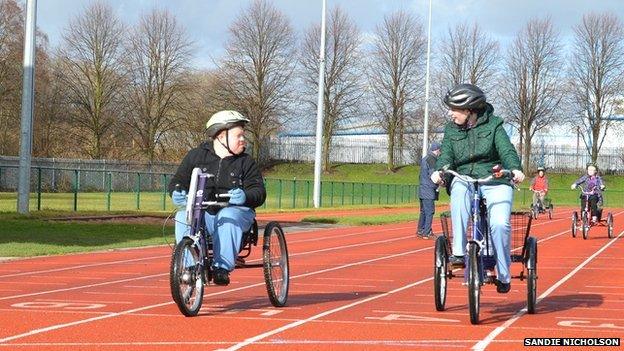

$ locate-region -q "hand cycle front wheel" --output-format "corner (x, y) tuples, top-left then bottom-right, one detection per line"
(571, 212), (578, 238)
(434, 236), (448, 311)
(170, 237), (204, 317)
(467, 242), (481, 325)
(263, 222), (289, 307)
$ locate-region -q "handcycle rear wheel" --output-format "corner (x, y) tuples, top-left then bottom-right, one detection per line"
(547, 205), (553, 220)
(263, 221), (290, 307)
(170, 237), (204, 317)
(581, 211), (589, 240)
(433, 236), (448, 311)
(607, 213), (613, 239)
(467, 242), (481, 325)
(571, 212), (578, 238)
(525, 236), (538, 314)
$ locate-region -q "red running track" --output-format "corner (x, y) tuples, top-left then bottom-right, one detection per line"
(0, 206), (623, 350)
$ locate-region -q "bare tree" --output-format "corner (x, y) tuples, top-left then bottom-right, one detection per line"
(428, 22), (500, 151)
(33, 48), (67, 157)
(213, 0), (296, 161)
(122, 8), (193, 162)
(0, 0), (25, 155)
(570, 13), (624, 163)
(300, 6), (363, 172)
(369, 10), (426, 171)
(438, 22), (499, 90)
(499, 17), (564, 173)
(57, 1), (126, 159)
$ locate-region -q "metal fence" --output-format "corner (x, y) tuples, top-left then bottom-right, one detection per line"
(0, 165), (418, 212)
(268, 137), (624, 173)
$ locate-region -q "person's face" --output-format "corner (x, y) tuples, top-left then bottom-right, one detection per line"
(448, 108), (472, 125)
(217, 126), (246, 154)
(587, 166), (597, 176)
(538, 170), (544, 177)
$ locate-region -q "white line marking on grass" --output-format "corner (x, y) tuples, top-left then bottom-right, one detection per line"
(472, 229), (624, 351)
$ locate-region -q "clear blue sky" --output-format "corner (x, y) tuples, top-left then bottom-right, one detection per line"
(35, 0), (624, 69)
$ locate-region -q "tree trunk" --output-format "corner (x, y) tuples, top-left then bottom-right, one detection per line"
(322, 134), (331, 173)
(522, 124), (531, 173)
(387, 128), (395, 172)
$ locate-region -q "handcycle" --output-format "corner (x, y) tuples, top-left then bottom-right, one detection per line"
(571, 187), (613, 240)
(530, 191), (553, 220)
(169, 167), (289, 317)
(433, 166), (537, 324)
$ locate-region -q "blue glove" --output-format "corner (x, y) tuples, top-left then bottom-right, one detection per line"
(171, 190), (187, 207)
(228, 188), (246, 205)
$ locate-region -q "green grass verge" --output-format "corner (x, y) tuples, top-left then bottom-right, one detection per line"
(0, 216), (172, 257)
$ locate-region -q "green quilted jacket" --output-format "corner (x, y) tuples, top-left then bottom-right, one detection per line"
(435, 103), (521, 185)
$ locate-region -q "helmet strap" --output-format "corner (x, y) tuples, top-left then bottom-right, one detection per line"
(217, 129), (236, 155)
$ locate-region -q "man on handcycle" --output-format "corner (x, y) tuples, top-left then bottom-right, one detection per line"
(430, 83), (525, 294)
(571, 163), (605, 224)
(530, 166), (549, 211)
(168, 110), (266, 286)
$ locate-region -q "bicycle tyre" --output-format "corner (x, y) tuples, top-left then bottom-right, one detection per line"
(581, 211), (589, 240)
(467, 242), (481, 325)
(607, 213), (613, 239)
(526, 237), (538, 314)
(263, 222), (289, 307)
(170, 237), (204, 317)
(434, 236), (448, 311)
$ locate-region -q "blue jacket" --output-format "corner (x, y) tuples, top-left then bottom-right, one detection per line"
(419, 152), (439, 200)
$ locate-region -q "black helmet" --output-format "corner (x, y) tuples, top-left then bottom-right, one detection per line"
(443, 83), (487, 110)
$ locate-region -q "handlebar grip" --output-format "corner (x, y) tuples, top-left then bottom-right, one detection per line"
(174, 184), (181, 192)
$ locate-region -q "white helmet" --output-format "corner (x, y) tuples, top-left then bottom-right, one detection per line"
(205, 110), (250, 138)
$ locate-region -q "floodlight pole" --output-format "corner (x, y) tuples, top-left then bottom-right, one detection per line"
(17, 0), (37, 214)
(421, 0), (432, 158)
(313, 0), (327, 208)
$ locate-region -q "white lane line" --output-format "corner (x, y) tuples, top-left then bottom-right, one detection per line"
(0, 339), (523, 347)
(315, 277), (395, 282)
(0, 225), (414, 280)
(0, 255), (170, 279)
(0, 273), (166, 301)
(472, 229), (624, 351)
(0, 244), (433, 344)
(35, 298), (133, 305)
(0, 230), (416, 301)
(217, 273), (445, 351)
(555, 316), (624, 321)
(0, 210), (605, 345)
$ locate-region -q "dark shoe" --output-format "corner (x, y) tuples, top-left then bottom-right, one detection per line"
(449, 255), (465, 267)
(213, 267), (230, 286)
(495, 279), (511, 294)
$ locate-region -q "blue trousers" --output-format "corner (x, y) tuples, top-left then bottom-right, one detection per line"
(175, 206), (255, 271)
(450, 179), (514, 283)
(417, 198), (435, 235)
